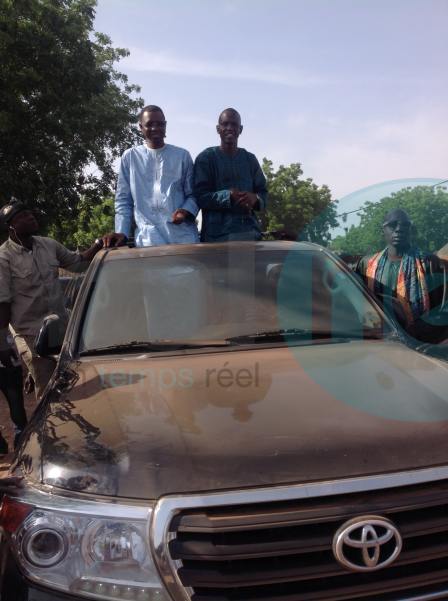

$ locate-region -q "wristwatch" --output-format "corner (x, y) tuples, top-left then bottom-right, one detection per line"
(94, 238), (104, 249)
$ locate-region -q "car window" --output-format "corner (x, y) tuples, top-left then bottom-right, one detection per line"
(78, 248), (390, 353)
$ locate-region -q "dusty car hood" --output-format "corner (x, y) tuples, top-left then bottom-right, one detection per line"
(39, 340), (448, 498)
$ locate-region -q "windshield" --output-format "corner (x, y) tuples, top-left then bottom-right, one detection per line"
(78, 247), (392, 354)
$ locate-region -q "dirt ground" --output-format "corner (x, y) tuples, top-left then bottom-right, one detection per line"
(0, 387), (37, 476)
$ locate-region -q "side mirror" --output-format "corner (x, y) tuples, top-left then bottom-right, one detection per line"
(34, 314), (66, 357)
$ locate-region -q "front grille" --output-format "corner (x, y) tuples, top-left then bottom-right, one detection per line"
(166, 478), (448, 601)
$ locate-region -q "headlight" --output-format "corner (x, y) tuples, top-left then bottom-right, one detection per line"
(0, 491), (169, 601)
(23, 521), (68, 567)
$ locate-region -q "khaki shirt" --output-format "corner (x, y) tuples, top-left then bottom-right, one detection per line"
(0, 237), (82, 335)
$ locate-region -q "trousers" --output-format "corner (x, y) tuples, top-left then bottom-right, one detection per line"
(0, 365), (27, 430)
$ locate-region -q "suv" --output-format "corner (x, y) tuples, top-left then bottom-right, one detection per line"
(1, 241), (448, 601)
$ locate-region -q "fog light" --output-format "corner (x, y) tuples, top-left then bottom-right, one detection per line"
(23, 527), (67, 567)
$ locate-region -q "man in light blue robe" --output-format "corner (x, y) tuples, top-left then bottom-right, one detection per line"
(115, 105), (199, 247)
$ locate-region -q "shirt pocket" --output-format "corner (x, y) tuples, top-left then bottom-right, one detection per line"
(10, 261), (33, 288)
(11, 262), (33, 280)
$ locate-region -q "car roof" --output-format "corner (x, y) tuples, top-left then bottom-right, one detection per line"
(100, 241), (322, 261)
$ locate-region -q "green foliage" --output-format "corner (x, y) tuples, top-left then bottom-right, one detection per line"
(262, 159), (338, 246)
(47, 196), (114, 248)
(331, 227), (365, 255)
(331, 186), (448, 255)
(0, 0), (143, 235)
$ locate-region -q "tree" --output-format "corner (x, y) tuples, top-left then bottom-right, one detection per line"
(262, 159), (338, 245)
(331, 186), (448, 255)
(47, 196), (114, 248)
(0, 0), (143, 239)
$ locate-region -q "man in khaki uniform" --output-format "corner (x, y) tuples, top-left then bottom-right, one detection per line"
(0, 199), (125, 399)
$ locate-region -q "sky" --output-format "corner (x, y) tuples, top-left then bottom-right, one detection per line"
(94, 0), (448, 231)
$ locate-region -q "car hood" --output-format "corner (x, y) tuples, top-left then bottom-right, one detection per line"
(39, 340), (448, 499)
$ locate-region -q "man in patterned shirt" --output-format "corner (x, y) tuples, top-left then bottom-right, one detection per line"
(194, 108), (268, 242)
(356, 208), (447, 343)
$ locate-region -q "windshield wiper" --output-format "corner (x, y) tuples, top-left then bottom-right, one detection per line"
(227, 328), (386, 344)
(227, 329), (314, 343)
(79, 339), (232, 356)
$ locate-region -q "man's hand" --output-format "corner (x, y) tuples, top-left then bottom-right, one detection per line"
(102, 232), (127, 248)
(171, 209), (193, 224)
(230, 188), (242, 203)
(239, 192), (259, 209)
(231, 191), (259, 212)
(80, 233), (127, 262)
(0, 349), (14, 368)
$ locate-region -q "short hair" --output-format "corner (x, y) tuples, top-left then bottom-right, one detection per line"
(138, 105), (165, 122)
(218, 107), (241, 123)
(382, 208), (412, 227)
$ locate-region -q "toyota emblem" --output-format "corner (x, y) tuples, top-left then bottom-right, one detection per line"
(333, 515), (402, 572)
